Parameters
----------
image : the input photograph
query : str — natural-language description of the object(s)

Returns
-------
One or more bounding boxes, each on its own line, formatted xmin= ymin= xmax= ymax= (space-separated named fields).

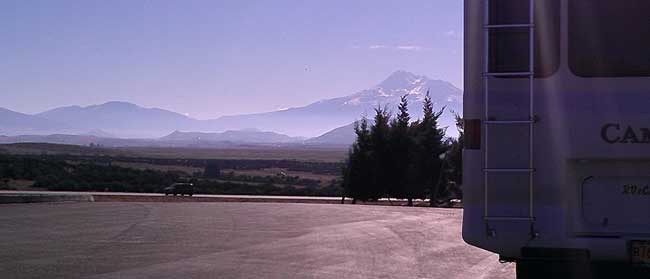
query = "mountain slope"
xmin=0 ymin=107 xmax=69 ymax=135
xmin=36 ymin=101 xmax=199 ymax=138
xmin=208 ymin=70 xmax=462 ymax=137
xmin=80 ymin=129 xmax=116 ymax=138
xmin=306 ymin=123 xmax=357 ymax=145
xmin=0 ymin=129 xmax=303 ymax=148
xmin=10 ymin=70 xmax=461 ymax=139
xmin=160 ymin=129 xmax=302 ymax=144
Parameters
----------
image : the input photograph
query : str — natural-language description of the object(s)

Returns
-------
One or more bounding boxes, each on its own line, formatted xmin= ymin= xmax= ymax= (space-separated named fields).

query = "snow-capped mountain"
xmin=1 ymin=71 xmax=462 ymax=140
xmin=210 ymin=70 xmax=462 ymax=137
xmin=341 ymin=70 xmax=461 ymax=109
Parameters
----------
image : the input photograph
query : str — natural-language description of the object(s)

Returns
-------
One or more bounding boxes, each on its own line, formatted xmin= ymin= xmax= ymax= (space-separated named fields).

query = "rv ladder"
xmin=482 ymin=0 xmax=537 ymax=235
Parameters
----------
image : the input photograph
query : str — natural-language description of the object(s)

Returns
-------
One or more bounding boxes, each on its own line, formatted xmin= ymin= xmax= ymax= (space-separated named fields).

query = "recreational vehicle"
xmin=463 ymin=0 xmax=650 ymax=277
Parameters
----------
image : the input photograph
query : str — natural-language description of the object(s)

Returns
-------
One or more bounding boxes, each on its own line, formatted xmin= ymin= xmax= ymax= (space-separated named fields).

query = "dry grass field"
xmin=0 ymin=143 xmax=345 ymax=194
xmin=111 ymin=161 xmax=204 ymax=174
xmin=222 ymin=168 xmax=339 ymax=186
xmin=119 ymin=147 xmax=347 ymax=162
xmin=0 ymin=179 xmax=39 ymax=191
xmin=0 ymin=143 xmax=347 ymax=162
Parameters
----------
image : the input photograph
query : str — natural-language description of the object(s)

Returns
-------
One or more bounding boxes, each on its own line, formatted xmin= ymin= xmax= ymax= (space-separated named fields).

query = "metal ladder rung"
xmin=484 ymin=168 xmax=535 ymax=173
xmin=483 ymin=0 xmax=536 ymax=229
xmin=484 ymin=216 xmax=535 ymax=221
xmin=484 ymin=120 xmax=534 ymax=125
xmin=484 ymin=23 xmax=534 ymax=29
xmin=484 ymin=72 xmax=533 ymax=77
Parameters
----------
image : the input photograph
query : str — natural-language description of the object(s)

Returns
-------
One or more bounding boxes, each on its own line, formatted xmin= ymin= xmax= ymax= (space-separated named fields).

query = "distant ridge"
xmin=307 ymin=123 xmax=356 ymax=145
xmin=0 ymin=107 xmax=70 ymax=135
xmin=35 ymin=101 xmax=198 ymax=138
xmin=0 ymin=71 xmax=462 ymax=139
xmin=160 ymin=130 xmax=303 ymax=144
xmin=0 ymin=129 xmax=303 ymax=148
xmin=81 ymin=129 xmax=116 ymax=138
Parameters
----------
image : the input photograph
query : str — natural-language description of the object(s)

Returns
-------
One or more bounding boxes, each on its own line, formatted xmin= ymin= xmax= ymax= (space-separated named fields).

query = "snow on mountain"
xmin=4 ymin=70 xmax=462 ymax=140
xmin=210 ymin=70 xmax=462 ymax=138
xmin=337 ymin=70 xmax=461 ymax=112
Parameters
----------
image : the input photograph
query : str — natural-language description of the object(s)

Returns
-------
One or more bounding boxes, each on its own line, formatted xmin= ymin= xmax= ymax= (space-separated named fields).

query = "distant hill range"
xmin=0 ymin=108 xmax=70 ymax=135
xmin=160 ymin=129 xmax=304 ymax=144
xmin=0 ymin=71 xmax=462 ymax=146
xmin=34 ymin=101 xmax=201 ymax=138
xmin=0 ymin=130 xmax=305 ymax=149
xmin=305 ymin=121 xmax=377 ymax=146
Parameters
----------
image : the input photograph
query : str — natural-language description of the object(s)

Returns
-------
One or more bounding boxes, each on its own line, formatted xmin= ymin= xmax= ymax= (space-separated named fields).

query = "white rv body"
xmin=463 ymin=0 xmax=650 ymax=268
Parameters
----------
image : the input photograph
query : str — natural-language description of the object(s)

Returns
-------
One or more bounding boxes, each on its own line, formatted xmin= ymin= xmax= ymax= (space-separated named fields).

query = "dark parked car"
xmin=164 ymin=183 xmax=194 ymax=196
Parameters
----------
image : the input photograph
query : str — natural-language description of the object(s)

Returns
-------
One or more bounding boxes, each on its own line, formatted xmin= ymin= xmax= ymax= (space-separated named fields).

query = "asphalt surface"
xmin=0 ymin=190 xmax=437 ymax=205
xmin=0 ymin=202 xmax=515 ymax=279
xmin=0 ymin=190 xmax=343 ymax=200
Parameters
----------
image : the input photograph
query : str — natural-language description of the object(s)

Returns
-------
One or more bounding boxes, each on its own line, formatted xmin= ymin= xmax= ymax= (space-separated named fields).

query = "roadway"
xmin=0 ymin=202 xmax=515 ymax=279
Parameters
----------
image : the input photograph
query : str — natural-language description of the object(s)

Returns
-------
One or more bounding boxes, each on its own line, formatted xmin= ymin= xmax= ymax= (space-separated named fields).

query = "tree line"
xmin=342 ymin=92 xmax=463 ymax=206
xmin=0 ymin=155 xmax=342 ymax=196
xmin=16 ymin=154 xmax=343 ymax=176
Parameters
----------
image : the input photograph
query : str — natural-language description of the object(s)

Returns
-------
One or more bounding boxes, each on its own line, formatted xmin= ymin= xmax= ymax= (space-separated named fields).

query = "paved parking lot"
xmin=0 ymin=202 xmax=514 ymax=279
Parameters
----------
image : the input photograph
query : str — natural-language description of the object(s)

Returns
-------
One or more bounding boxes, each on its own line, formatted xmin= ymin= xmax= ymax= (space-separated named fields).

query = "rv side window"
xmin=488 ymin=0 xmax=560 ymax=77
xmin=570 ymin=1 xmax=650 ymax=77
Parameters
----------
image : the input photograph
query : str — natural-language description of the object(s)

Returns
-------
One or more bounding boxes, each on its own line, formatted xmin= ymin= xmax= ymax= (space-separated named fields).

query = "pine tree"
xmin=344 ymin=92 xmax=448 ymax=205
xmin=446 ymin=113 xmax=464 ymax=199
xmin=412 ymin=91 xmax=447 ymax=206
xmin=341 ymin=149 xmax=353 ymax=201
xmin=343 ymin=117 xmax=374 ymax=201
xmin=406 ymin=119 xmax=421 ymax=205
xmin=369 ymin=106 xmax=391 ymax=200
xmin=388 ymin=96 xmax=414 ymax=203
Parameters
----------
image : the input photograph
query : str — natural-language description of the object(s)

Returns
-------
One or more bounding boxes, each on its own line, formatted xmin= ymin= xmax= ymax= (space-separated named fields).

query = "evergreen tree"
xmin=388 ymin=96 xmax=414 ymax=203
xmin=405 ymin=120 xmax=421 ymax=206
xmin=369 ymin=106 xmax=391 ymax=200
xmin=341 ymin=149 xmax=353 ymax=201
xmin=343 ymin=117 xmax=374 ymax=201
xmin=446 ymin=113 xmax=464 ymax=199
xmin=343 ymin=92 xmax=449 ymax=206
xmin=412 ymin=91 xmax=447 ymax=206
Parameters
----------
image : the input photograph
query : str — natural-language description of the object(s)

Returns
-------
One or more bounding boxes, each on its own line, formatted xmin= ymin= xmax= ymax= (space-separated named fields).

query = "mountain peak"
xmin=95 ymin=101 xmax=139 ymax=109
xmin=378 ymin=70 xmax=427 ymax=90
xmin=387 ymin=70 xmax=418 ymax=79
xmin=3 ymin=70 xmax=462 ymax=139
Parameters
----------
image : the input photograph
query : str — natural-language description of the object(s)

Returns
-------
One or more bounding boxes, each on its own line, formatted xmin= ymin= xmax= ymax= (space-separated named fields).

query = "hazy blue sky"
xmin=1 ymin=0 xmax=463 ymax=119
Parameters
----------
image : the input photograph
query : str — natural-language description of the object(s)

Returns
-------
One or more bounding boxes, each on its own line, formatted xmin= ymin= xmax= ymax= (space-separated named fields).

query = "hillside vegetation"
xmin=0 ymin=153 xmax=343 ymax=196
